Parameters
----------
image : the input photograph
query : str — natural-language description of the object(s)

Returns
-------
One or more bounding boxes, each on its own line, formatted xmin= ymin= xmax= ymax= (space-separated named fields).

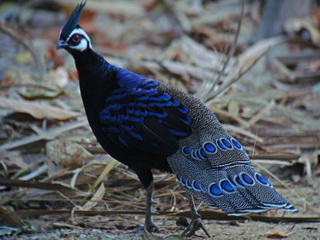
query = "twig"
xmin=222 ymin=124 xmax=264 ymax=143
xmin=201 ymin=0 xmax=245 ymax=103
xmin=243 ymin=100 xmax=275 ymax=129
xmin=0 ymin=117 xmax=88 ymax=151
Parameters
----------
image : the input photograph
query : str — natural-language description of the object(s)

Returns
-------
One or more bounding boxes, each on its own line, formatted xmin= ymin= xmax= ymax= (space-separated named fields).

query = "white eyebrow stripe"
xmin=66 ymin=28 xmax=93 ymax=49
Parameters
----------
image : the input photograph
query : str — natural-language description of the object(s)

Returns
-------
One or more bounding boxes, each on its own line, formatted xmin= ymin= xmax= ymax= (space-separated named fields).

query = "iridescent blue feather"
xmin=99 ymin=66 xmax=192 ymax=155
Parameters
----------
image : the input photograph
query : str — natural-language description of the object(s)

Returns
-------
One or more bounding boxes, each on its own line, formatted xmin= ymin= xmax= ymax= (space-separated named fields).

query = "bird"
xmin=57 ymin=2 xmax=296 ymax=237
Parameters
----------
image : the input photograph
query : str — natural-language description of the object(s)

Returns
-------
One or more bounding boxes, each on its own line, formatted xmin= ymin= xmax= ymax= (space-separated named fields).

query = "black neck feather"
xmin=72 ymin=48 xmax=117 ymax=117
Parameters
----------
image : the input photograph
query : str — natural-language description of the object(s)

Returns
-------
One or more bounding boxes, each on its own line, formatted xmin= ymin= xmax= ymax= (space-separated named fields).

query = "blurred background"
xmin=0 ymin=0 xmax=319 ymax=239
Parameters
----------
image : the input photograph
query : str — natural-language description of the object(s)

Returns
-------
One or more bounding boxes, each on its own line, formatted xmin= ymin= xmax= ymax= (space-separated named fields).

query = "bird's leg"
xmin=144 ymin=183 xmax=161 ymax=233
xmin=181 ymin=192 xmax=210 ymax=237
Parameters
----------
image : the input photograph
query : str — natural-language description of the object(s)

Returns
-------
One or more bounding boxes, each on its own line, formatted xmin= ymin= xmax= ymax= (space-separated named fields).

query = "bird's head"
xmin=56 ymin=2 xmax=92 ymax=53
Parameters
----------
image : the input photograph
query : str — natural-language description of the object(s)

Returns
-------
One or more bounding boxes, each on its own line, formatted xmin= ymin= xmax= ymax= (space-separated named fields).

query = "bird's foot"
xmin=181 ymin=217 xmax=210 ymax=238
xmin=145 ymin=220 xmax=161 ymax=233
xmin=126 ymin=221 xmax=160 ymax=234
xmin=126 ymin=225 xmax=144 ymax=234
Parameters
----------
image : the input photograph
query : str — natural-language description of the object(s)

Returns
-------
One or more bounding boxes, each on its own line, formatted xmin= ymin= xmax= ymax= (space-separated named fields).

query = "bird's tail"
xmin=170 ymin=158 xmax=296 ymax=215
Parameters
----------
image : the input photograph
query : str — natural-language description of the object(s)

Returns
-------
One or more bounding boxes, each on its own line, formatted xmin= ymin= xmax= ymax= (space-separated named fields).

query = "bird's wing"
xmin=99 ymin=73 xmax=192 ymax=156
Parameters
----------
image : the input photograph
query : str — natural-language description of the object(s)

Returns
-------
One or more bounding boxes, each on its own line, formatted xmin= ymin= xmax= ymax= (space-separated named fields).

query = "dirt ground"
xmin=9 ymin=175 xmax=320 ymax=240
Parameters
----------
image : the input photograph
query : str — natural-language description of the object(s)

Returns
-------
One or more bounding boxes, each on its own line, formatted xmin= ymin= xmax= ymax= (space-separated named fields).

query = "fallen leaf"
xmin=19 ymin=87 xmax=63 ymax=100
xmin=0 ymin=207 xmax=26 ymax=228
xmin=0 ymin=151 xmax=29 ymax=169
xmin=0 ymin=97 xmax=80 ymax=120
xmin=82 ymin=183 xmax=106 ymax=210
xmin=265 ymin=226 xmax=295 ymax=238
xmin=46 ymin=140 xmax=92 ymax=169
xmin=53 ymin=222 xmax=83 ymax=230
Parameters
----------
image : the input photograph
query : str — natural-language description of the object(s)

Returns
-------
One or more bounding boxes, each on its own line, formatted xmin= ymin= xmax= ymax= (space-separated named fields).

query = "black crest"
xmin=60 ymin=2 xmax=86 ymax=40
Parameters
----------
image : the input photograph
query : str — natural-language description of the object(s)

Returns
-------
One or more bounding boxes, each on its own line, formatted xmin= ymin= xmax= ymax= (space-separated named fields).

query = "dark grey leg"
xmin=144 ymin=183 xmax=160 ymax=233
xmin=181 ymin=192 xmax=210 ymax=237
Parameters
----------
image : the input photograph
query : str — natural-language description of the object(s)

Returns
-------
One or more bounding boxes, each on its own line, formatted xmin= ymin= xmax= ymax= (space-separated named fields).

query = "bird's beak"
xmin=56 ymin=40 xmax=68 ymax=50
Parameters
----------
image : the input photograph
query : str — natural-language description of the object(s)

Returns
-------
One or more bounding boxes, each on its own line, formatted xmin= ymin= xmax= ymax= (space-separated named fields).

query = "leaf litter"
xmin=0 ymin=0 xmax=320 ymax=239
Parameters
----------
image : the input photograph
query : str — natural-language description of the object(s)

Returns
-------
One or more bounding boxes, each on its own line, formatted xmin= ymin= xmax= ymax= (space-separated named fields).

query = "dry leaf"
xmin=0 ymin=117 xmax=88 ymax=152
xmin=82 ymin=183 xmax=105 ymax=210
xmin=0 ymin=97 xmax=80 ymax=120
xmin=46 ymin=140 xmax=92 ymax=169
xmin=46 ymin=67 xmax=69 ymax=88
xmin=0 ymin=207 xmax=25 ymax=228
xmin=0 ymin=151 xmax=29 ymax=169
xmin=265 ymin=226 xmax=295 ymax=238
xmin=92 ymin=158 xmax=118 ymax=189
xmin=19 ymin=87 xmax=63 ymax=100
xmin=167 ymin=36 xmax=227 ymax=71
xmin=238 ymin=37 xmax=285 ymax=74
xmin=53 ymin=222 xmax=83 ymax=230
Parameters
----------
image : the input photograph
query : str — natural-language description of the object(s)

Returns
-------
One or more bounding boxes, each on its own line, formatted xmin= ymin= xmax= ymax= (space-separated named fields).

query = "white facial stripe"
xmin=66 ymin=28 xmax=93 ymax=51
xmin=72 ymin=39 xmax=89 ymax=52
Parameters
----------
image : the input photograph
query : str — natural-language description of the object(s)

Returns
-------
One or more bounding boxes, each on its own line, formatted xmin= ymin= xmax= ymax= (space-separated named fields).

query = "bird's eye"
xmin=70 ymin=34 xmax=82 ymax=44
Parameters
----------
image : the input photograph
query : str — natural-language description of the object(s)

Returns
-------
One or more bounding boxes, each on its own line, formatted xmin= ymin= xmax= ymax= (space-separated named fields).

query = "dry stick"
xmin=222 ymin=124 xmax=264 ymax=143
xmin=249 ymin=154 xmax=300 ymax=161
xmin=251 ymin=159 xmax=294 ymax=166
xmin=0 ymin=117 xmax=88 ymax=151
xmin=0 ymin=179 xmax=75 ymax=192
xmin=206 ymin=37 xmax=286 ymax=106
xmin=201 ymin=0 xmax=245 ymax=103
xmin=209 ymin=105 xmax=248 ymax=126
xmin=243 ymin=100 xmax=275 ymax=129
xmin=18 ymin=164 xmax=48 ymax=181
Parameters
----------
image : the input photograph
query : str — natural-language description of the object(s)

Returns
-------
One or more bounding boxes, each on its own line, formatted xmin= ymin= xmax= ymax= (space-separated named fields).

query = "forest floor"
xmin=13 ymin=176 xmax=320 ymax=239
xmin=1 ymin=0 xmax=320 ymax=239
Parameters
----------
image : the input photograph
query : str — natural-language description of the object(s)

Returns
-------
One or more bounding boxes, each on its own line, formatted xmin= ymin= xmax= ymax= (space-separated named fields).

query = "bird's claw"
xmin=181 ymin=217 xmax=210 ymax=238
xmin=145 ymin=220 xmax=161 ymax=233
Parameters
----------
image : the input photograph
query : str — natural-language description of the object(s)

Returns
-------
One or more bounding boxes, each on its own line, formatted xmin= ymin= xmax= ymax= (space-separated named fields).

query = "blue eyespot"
xmin=191 ymin=150 xmax=199 ymax=160
xmin=192 ymin=181 xmax=201 ymax=191
xmin=209 ymin=183 xmax=223 ymax=196
xmin=196 ymin=149 xmax=203 ymax=159
xmin=221 ymin=139 xmax=233 ymax=149
xmin=220 ymin=180 xmax=235 ymax=192
xmin=255 ymin=174 xmax=270 ymax=186
xmin=216 ymin=140 xmax=226 ymax=150
xmin=200 ymin=148 xmax=208 ymax=158
xmin=182 ymin=146 xmax=190 ymax=155
xmin=241 ymin=173 xmax=254 ymax=185
xmin=203 ymin=142 xmax=217 ymax=154
xmin=235 ymin=175 xmax=244 ymax=187
xmin=231 ymin=138 xmax=242 ymax=149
